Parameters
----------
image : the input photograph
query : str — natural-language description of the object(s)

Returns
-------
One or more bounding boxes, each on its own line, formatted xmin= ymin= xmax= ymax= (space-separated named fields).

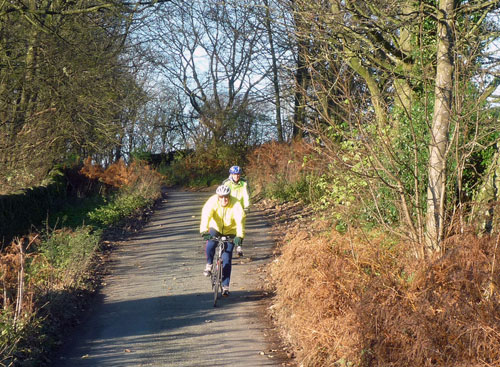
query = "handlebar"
xmin=210 ymin=235 xmax=234 ymax=242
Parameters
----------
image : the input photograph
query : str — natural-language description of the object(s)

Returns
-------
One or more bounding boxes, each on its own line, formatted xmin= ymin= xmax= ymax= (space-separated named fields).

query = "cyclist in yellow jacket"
xmin=223 ymin=166 xmax=249 ymax=258
xmin=200 ymin=185 xmax=245 ymax=296
xmin=223 ymin=165 xmax=250 ymax=211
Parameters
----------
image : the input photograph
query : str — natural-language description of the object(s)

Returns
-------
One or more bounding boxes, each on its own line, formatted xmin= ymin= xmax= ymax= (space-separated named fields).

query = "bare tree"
xmin=0 ymin=0 xmax=163 ymax=191
xmin=425 ymin=0 xmax=455 ymax=251
xmin=288 ymin=0 xmax=500 ymax=254
xmin=145 ymin=0 xmax=274 ymax=154
xmin=126 ymin=85 xmax=190 ymax=156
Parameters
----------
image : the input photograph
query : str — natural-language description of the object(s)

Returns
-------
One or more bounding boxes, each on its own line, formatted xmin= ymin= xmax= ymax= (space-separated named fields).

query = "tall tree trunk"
xmin=263 ymin=0 xmax=284 ymax=142
xmin=293 ymin=43 xmax=307 ymax=139
xmin=471 ymin=143 xmax=500 ymax=233
xmin=393 ymin=2 xmax=415 ymax=116
xmin=425 ymin=0 xmax=455 ymax=253
xmin=292 ymin=0 xmax=306 ymax=139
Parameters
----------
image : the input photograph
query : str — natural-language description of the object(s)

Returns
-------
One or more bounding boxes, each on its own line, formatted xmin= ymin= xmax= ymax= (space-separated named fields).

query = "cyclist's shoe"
xmin=236 ymin=246 xmax=243 ymax=257
xmin=203 ymin=263 xmax=212 ymax=277
xmin=222 ymin=286 xmax=230 ymax=296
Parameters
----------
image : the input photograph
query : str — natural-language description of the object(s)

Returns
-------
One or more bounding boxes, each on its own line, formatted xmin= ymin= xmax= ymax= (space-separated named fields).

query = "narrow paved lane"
xmin=54 ymin=189 xmax=281 ymax=367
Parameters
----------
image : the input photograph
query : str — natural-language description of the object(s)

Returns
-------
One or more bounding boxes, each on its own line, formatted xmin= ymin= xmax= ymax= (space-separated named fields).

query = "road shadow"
xmin=52 ymin=290 xmax=271 ymax=367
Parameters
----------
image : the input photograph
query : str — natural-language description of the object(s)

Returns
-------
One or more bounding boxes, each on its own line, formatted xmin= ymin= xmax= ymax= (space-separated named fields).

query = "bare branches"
xmin=0 ymin=0 xmax=173 ymax=17
xmin=0 ymin=0 xmax=156 ymax=189
xmin=145 ymin=0 xmax=274 ymax=147
xmin=287 ymin=0 xmax=500 ymax=251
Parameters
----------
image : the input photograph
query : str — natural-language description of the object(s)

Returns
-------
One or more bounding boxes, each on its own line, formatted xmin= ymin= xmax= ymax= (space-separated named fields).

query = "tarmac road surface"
xmin=53 ymin=189 xmax=283 ymax=367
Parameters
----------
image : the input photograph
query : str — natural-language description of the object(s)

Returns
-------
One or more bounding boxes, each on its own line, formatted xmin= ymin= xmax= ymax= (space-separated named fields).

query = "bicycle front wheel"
xmin=213 ymin=258 xmax=222 ymax=307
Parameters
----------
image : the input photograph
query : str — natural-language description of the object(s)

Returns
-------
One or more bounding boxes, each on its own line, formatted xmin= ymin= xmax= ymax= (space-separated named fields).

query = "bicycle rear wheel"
xmin=212 ymin=258 xmax=222 ymax=307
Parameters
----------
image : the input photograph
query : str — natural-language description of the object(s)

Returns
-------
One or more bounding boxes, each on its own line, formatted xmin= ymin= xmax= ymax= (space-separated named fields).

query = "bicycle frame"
xmin=210 ymin=235 xmax=231 ymax=307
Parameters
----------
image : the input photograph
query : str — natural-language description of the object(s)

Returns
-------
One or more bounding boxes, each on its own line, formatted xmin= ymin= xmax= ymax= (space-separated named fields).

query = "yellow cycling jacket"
xmin=200 ymin=194 xmax=246 ymax=238
xmin=223 ymin=177 xmax=250 ymax=209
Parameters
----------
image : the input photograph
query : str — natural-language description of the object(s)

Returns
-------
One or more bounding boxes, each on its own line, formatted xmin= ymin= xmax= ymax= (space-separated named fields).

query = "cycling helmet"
xmin=229 ymin=165 xmax=241 ymax=174
xmin=216 ymin=185 xmax=231 ymax=196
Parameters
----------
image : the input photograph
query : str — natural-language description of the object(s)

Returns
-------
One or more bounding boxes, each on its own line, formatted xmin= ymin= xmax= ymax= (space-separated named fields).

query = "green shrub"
xmin=87 ymin=193 xmax=151 ymax=227
xmin=38 ymin=227 xmax=100 ymax=271
xmin=129 ymin=147 xmax=153 ymax=162
xmin=46 ymin=195 xmax=106 ymax=229
xmin=265 ymin=175 xmax=311 ymax=203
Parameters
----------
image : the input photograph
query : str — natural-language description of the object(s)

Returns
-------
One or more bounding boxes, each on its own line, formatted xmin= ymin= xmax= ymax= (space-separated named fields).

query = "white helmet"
xmin=216 ymin=185 xmax=231 ymax=196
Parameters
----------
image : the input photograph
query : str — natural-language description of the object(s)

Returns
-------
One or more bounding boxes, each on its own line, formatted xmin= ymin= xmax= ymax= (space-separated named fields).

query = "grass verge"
xmin=0 ymin=163 xmax=164 ymax=366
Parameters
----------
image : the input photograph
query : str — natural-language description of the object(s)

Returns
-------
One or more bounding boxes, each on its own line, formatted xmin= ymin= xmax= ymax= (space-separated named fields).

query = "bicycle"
xmin=209 ymin=235 xmax=232 ymax=307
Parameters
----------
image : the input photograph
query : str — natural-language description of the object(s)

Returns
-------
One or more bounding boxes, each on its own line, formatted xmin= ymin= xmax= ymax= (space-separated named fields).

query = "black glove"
xmin=201 ymin=232 xmax=211 ymax=240
xmin=234 ymin=237 xmax=242 ymax=246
